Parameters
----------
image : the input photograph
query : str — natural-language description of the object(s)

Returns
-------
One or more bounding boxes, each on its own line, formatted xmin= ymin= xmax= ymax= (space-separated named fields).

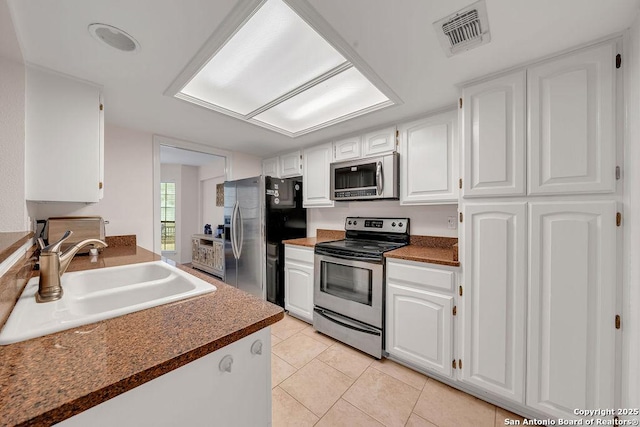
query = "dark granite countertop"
xmin=0 ymin=246 xmax=283 ymax=426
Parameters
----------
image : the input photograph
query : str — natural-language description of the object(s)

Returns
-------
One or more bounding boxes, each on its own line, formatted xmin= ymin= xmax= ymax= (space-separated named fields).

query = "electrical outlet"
xmin=447 ymin=216 xmax=457 ymax=230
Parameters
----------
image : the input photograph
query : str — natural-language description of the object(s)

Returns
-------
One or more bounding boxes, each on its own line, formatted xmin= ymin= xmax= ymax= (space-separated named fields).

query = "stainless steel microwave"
xmin=330 ymin=152 xmax=399 ymax=201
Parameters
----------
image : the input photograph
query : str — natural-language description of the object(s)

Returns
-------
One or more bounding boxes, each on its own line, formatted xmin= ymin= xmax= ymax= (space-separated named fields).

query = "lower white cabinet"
xmin=58 ymin=328 xmax=271 ymax=427
xmin=386 ymin=258 xmax=455 ymax=378
xmin=460 ymin=202 xmax=527 ymax=403
xmin=526 ymin=201 xmax=617 ymax=419
xmin=284 ymin=245 xmax=314 ymax=323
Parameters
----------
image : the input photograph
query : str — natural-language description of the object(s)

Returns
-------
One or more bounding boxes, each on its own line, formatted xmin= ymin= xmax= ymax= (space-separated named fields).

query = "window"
xmin=160 ymin=182 xmax=176 ymax=252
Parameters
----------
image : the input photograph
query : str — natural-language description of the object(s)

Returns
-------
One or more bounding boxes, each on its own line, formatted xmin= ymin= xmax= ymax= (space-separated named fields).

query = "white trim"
xmin=152 ymin=135 xmax=229 ymax=254
xmin=0 ymin=240 xmax=32 ymax=279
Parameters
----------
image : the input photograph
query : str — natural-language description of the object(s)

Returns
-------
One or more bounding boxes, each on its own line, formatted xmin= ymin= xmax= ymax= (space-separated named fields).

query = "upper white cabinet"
xmin=262 ymin=150 xmax=302 ymax=178
xmin=26 ymin=66 xmax=104 ymax=202
xmin=333 ymin=136 xmax=362 ymax=161
xmin=460 ymin=202 xmax=527 ymax=403
xmin=399 ymin=110 xmax=458 ymax=205
xmin=302 ymin=142 xmax=334 ymax=207
xmin=461 ymin=70 xmax=526 ymax=198
xmin=262 ymin=157 xmax=279 ymax=177
xmin=528 ymin=43 xmax=616 ymax=195
xmin=386 ymin=259 xmax=455 ymax=378
xmin=526 ymin=201 xmax=617 ymax=419
xmin=279 ymin=150 xmax=302 ymax=178
xmin=362 ymin=126 xmax=397 ymax=157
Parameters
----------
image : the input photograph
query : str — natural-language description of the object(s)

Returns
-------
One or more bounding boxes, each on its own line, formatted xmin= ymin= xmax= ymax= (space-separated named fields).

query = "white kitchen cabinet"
xmin=302 ymin=142 xmax=334 ymax=207
xmin=362 ymin=126 xmax=397 ymax=157
xmin=262 ymin=157 xmax=279 ymax=177
xmin=284 ymin=245 xmax=314 ymax=323
xmin=26 ymin=66 xmax=104 ymax=202
xmin=279 ymin=150 xmax=302 ymax=177
xmin=58 ymin=328 xmax=271 ymax=427
xmin=399 ymin=110 xmax=458 ymax=205
xmin=461 ymin=70 xmax=526 ymax=198
xmin=527 ymin=201 xmax=617 ymax=419
xmin=333 ymin=136 xmax=362 ymax=161
xmin=460 ymin=203 xmax=527 ymax=403
xmin=528 ymin=43 xmax=616 ymax=195
xmin=386 ymin=258 xmax=455 ymax=377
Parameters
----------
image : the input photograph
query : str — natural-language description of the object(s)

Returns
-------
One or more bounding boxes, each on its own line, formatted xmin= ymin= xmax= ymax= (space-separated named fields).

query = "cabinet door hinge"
xmin=616 ymin=166 xmax=621 ymax=180
xmin=98 ymin=182 xmax=103 ymax=190
xmin=99 ymin=103 xmax=104 ymax=111
xmin=459 ymin=212 xmax=463 ymax=223
xmin=452 ymin=305 xmax=457 ymax=316
xmin=396 ymin=129 xmax=400 ymax=146
xmin=452 ymin=359 xmax=457 ymax=369
xmin=617 ymin=212 xmax=622 ymax=227
xmin=458 ymin=178 xmax=462 ymax=189
xmin=616 ymin=54 xmax=622 ymax=69
xmin=459 ymin=285 xmax=463 ymax=297
xmin=459 ymin=359 xmax=462 ymax=369
xmin=616 ymin=314 xmax=621 ymax=329
xmin=459 ymin=98 xmax=463 ymax=109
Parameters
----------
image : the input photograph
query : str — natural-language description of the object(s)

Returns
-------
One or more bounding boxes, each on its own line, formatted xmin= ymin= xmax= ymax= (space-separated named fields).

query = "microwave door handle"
xmin=376 ymin=161 xmax=383 ymax=195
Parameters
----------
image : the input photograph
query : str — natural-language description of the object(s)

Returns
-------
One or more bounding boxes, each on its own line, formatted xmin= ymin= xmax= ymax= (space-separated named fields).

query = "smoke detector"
xmin=88 ymin=23 xmax=140 ymax=53
xmin=434 ymin=0 xmax=491 ymax=57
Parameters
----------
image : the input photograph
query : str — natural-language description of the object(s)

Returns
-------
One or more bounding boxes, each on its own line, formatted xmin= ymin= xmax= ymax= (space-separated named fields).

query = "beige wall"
xmin=29 ymin=125 xmax=155 ymax=250
xmin=0 ymin=57 xmax=27 ymax=232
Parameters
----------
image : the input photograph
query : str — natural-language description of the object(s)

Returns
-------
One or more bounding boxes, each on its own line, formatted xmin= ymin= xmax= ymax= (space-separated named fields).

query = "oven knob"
xmin=398 ymin=222 xmax=403 ymax=227
xmin=348 ymin=221 xmax=352 ymax=225
xmin=353 ymin=221 xmax=357 ymax=225
xmin=391 ymin=222 xmax=396 ymax=227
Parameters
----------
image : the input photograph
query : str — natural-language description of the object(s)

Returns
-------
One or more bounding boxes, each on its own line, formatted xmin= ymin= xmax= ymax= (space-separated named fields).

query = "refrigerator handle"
xmin=231 ymin=201 xmax=239 ymax=259
xmin=237 ymin=205 xmax=244 ymax=259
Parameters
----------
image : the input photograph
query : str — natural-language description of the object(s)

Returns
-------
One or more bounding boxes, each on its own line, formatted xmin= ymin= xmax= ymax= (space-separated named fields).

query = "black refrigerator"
xmin=224 ymin=175 xmax=306 ymax=307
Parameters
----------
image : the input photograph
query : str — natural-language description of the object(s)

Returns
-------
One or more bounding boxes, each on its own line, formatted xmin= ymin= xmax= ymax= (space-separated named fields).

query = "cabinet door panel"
xmin=461 ymin=203 xmax=526 ymax=403
xmin=362 ymin=126 xmax=396 ymax=157
xmin=262 ymin=157 xmax=279 ymax=177
xmin=399 ymin=111 xmax=458 ymax=204
xmin=333 ymin=136 xmax=361 ymax=161
xmin=285 ymin=261 xmax=313 ymax=323
xmin=462 ymin=71 xmax=526 ymax=197
xmin=279 ymin=151 xmax=302 ymax=178
xmin=527 ymin=201 xmax=616 ymax=418
xmin=302 ymin=143 xmax=334 ymax=207
xmin=528 ymin=43 xmax=615 ymax=195
xmin=386 ymin=283 xmax=453 ymax=377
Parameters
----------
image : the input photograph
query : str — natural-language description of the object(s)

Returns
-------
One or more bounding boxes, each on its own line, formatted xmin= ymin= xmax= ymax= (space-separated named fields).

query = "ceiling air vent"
xmin=434 ymin=0 xmax=490 ymax=57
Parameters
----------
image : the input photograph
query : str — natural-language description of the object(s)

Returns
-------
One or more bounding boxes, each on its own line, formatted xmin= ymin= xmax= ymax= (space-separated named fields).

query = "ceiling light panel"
xmin=252 ymin=67 xmax=390 ymax=134
xmin=180 ymin=0 xmax=347 ymax=116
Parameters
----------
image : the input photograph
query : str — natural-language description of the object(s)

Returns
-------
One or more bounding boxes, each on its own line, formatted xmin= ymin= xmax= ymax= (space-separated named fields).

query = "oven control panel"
xmin=344 ymin=217 xmax=409 ymax=234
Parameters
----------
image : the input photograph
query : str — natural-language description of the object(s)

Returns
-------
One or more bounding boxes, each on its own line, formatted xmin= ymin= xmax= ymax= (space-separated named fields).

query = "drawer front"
xmin=387 ymin=259 xmax=455 ymax=292
xmin=285 ymin=245 xmax=314 ymax=264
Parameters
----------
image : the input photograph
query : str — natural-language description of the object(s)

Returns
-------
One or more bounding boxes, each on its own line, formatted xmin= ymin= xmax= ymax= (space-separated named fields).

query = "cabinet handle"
xmin=251 ymin=340 xmax=263 ymax=355
xmin=219 ymin=355 xmax=234 ymax=373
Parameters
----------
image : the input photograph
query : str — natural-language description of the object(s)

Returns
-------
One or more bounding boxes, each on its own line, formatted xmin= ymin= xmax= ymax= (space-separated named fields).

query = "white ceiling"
xmin=7 ymin=0 xmax=639 ymax=157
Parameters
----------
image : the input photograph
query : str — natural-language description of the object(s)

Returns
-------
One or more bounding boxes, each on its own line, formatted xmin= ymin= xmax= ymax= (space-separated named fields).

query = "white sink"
xmin=0 ymin=261 xmax=216 ymax=345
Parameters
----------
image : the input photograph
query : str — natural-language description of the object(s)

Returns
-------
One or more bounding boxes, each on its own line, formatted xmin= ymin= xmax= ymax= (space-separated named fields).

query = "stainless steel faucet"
xmin=36 ymin=230 xmax=108 ymax=303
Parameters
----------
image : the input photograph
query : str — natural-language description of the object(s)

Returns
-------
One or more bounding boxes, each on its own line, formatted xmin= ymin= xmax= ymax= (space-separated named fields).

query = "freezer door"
xmin=235 ymin=177 xmax=264 ymax=299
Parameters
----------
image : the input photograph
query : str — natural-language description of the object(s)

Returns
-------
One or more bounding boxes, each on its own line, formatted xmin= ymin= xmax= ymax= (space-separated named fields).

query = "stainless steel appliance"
xmin=313 ymin=217 xmax=410 ymax=358
xmin=224 ymin=176 xmax=306 ymax=303
xmin=330 ymin=152 xmax=399 ymax=201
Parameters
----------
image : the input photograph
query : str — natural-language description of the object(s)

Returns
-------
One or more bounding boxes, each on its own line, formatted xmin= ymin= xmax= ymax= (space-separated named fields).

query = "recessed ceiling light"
xmin=167 ymin=0 xmax=399 ymax=137
xmin=88 ymin=23 xmax=140 ymax=53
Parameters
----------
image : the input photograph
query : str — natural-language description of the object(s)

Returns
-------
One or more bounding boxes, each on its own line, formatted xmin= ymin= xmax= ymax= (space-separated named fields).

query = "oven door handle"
xmin=314 ymin=249 xmax=381 ymax=263
xmin=376 ymin=161 xmax=383 ymax=195
xmin=314 ymin=308 xmax=381 ymax=336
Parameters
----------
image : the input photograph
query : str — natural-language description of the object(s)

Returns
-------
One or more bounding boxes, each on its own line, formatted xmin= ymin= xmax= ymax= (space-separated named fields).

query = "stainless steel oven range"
xmin=313 ymin=217 xmax=410 ymax=358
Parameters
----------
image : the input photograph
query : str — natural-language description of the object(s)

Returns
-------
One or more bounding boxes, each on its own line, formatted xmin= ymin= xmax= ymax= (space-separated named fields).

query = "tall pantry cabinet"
xmin=459 ymin=39 xmax=620 ymax=419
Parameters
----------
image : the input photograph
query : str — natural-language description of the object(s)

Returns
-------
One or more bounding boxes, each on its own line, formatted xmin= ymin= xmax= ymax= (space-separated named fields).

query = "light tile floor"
xmin=271 ymin=314 xmax=525 ymax=427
